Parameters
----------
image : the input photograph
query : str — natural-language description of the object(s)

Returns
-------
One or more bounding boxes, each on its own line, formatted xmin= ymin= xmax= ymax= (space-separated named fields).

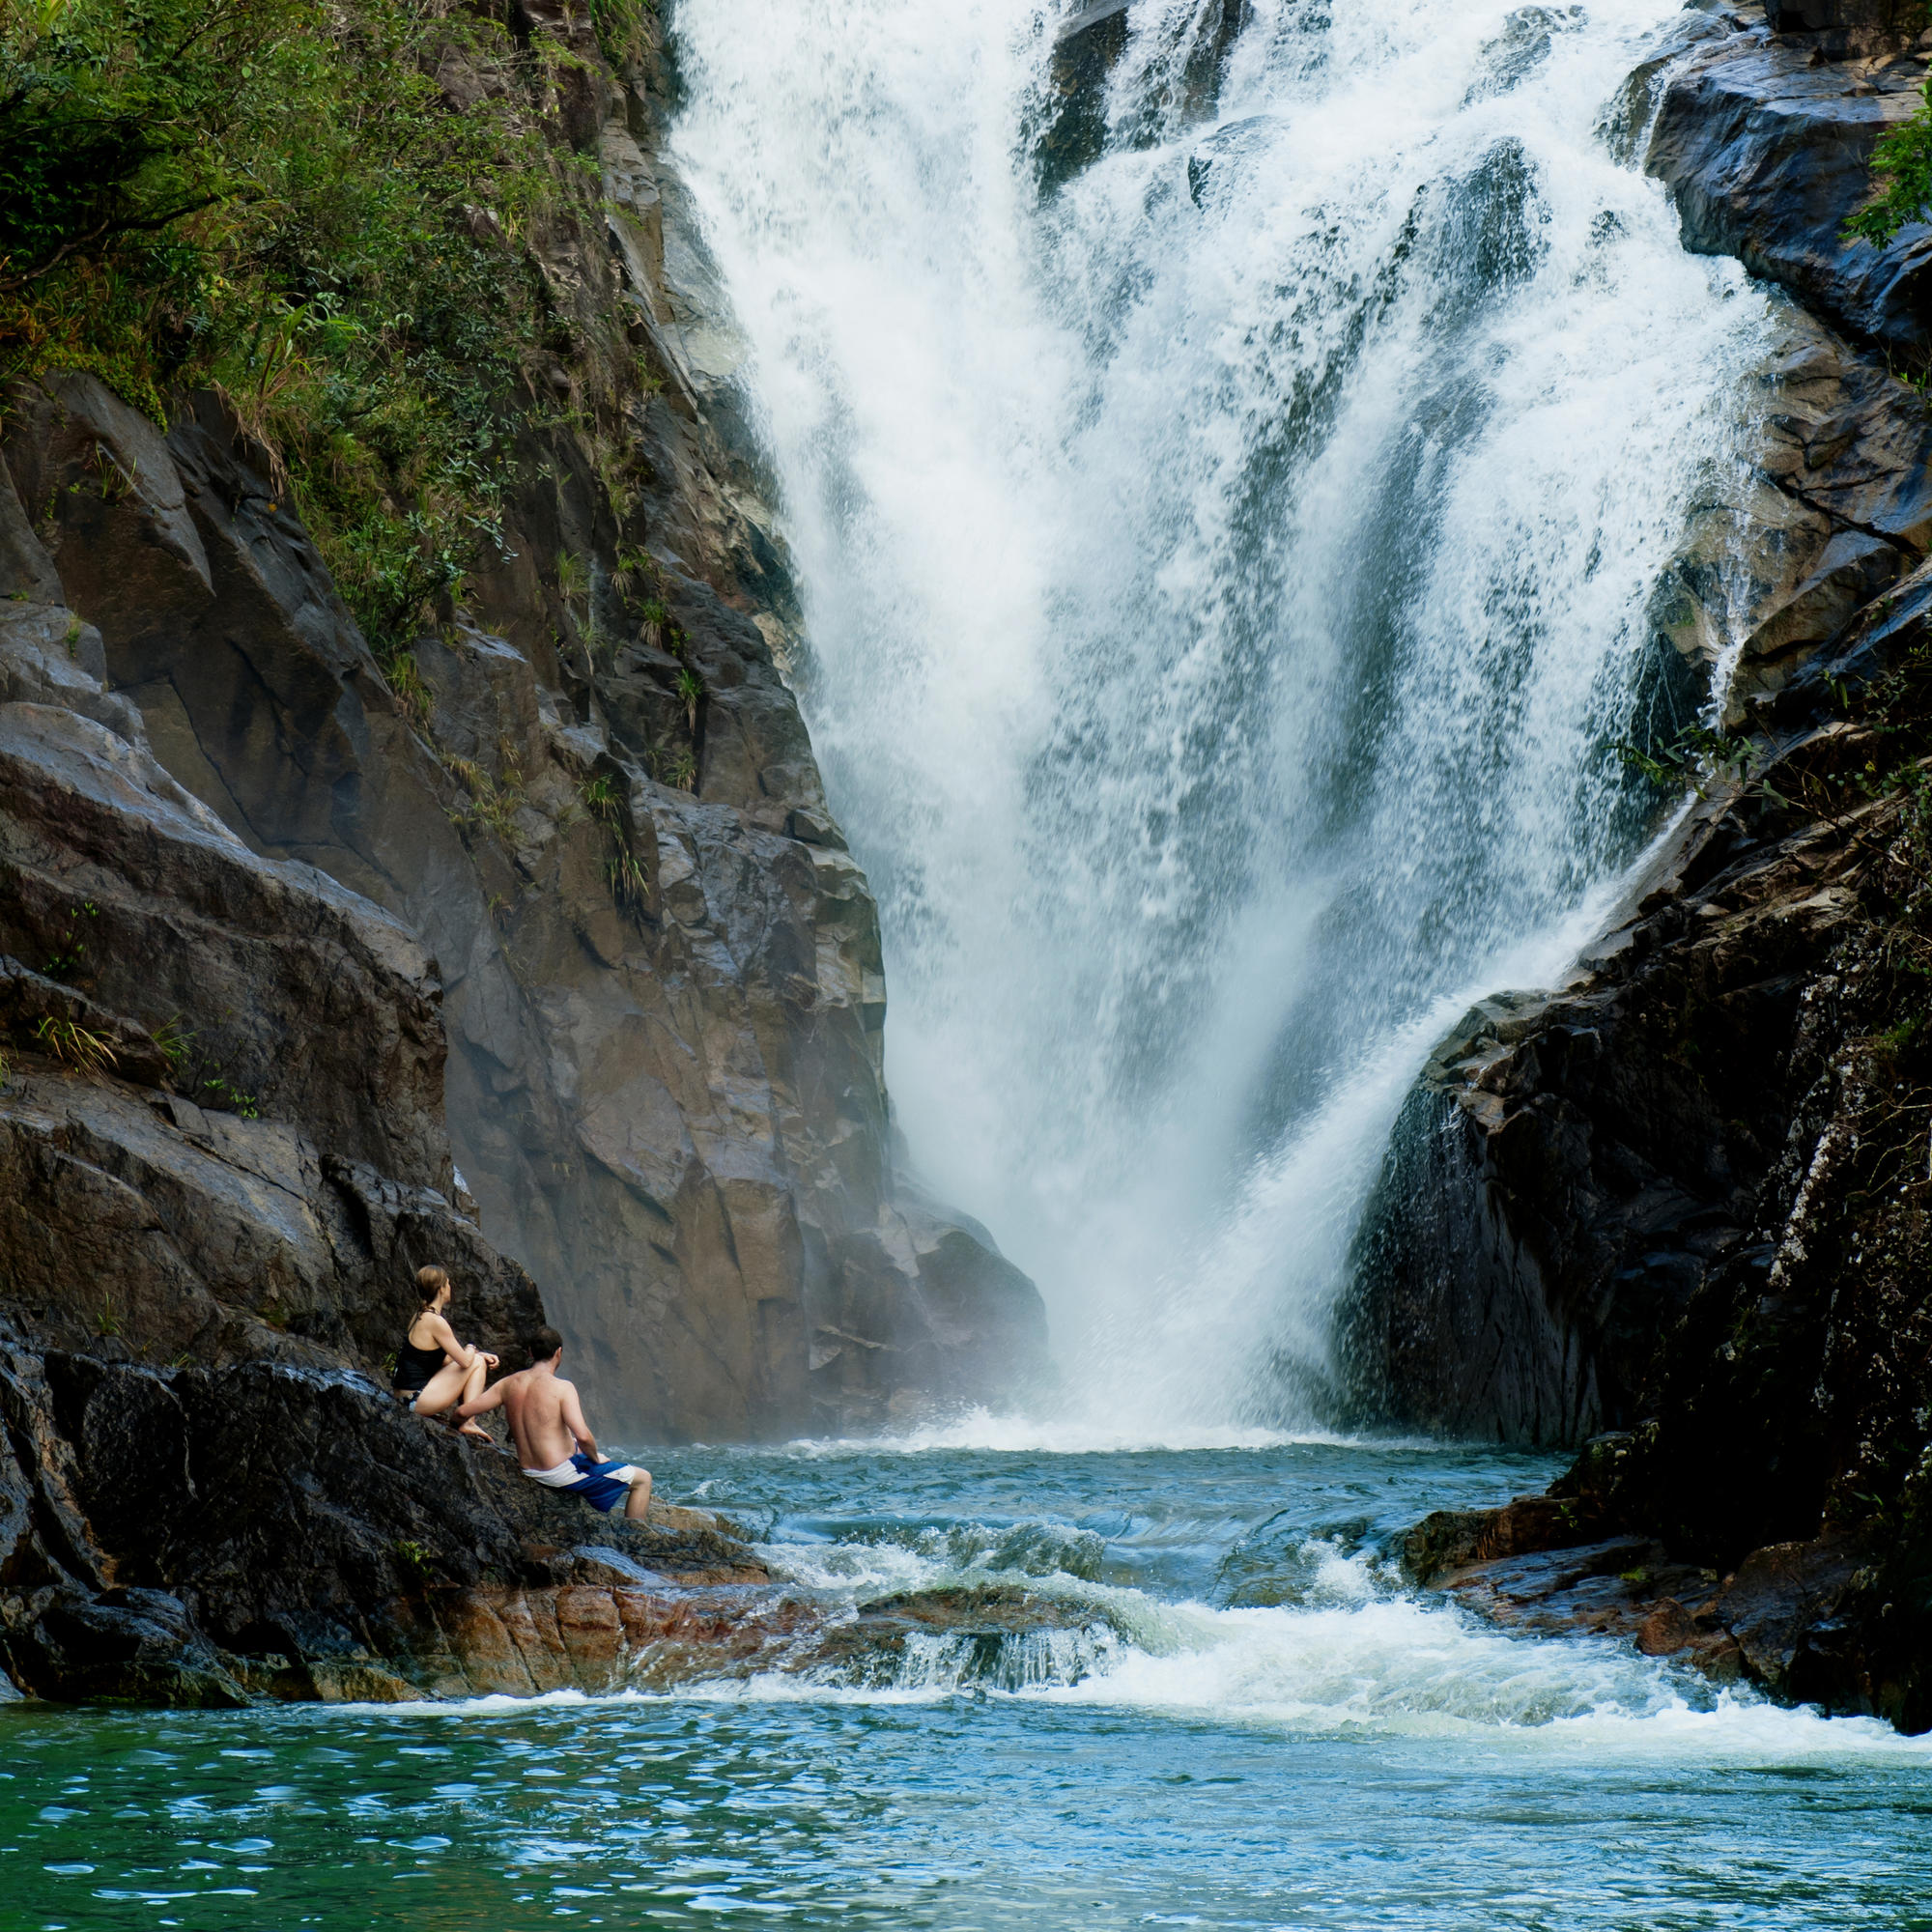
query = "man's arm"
xmin=457 ymin=1378 xmax=507 ymax=1420
xmin=559 ymin=1380 xmax=599 ymax=1462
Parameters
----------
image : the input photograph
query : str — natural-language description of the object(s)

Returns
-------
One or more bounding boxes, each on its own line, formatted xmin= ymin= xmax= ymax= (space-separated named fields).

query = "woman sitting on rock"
xmin=394 ymin=1265 xmax=497 ymax=1439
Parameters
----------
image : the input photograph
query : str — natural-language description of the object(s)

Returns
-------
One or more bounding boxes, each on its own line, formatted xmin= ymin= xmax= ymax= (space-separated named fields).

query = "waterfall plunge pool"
xmin=7 ymin=1435 xmax=1930 ymax=1929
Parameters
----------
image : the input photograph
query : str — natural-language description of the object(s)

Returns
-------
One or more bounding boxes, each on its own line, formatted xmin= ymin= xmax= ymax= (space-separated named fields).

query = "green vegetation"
xmin=581 ymin=770 xmax=623 ymax=823
xmin=32 ymin=1012 xmax=117 ymax=1073
xmin=605 ymin=842 xmax=649 ymax=909
xmin=1847 ymin=49 xmax=1932 ymax=247
xmin=580 ymin=768 xmax=651 ymax=916
xmin=1617 ymin=721 xmax=1788 ymax=807
xmin=445 ymin=750 xmax=526 ymax=843
xmin=392 ymin=1537 xmax=435 ymax=1580
xmin=614 ymin=546 xmax=657 ymax=606
xmin=40 ymin=898 xmax=99 ymax=980
xmin=386 ymin=649 xmax=436 ymax=735
xmin=1 ymin=0 xmax=607 ymax=668
xmin=674 ymin=663 xmax=703 ymax=731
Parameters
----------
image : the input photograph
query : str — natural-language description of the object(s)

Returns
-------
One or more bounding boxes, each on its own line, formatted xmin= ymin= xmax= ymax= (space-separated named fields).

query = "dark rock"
xmin=0 ymin=457 xmax=62 ymax=604
xmin=1033 ymin=0 xmax=1249 ymax=190
xmin=0 ymin=1326 xmax=769 ymax=1705
xmin=1763 ymin=0 xmax=1919 ymax=41
xmin=1717 ymin=1535 xmax=1864 ymax=1681
xmin=1348 ymin=744 xmax=1887 ymax=1447
xmin=10 ymin=1587 xmax=248 ymax=1709
xmin=1397 ymin=1491 xmax=1879 ymax=1697
xmin=1773 ymin=548 xmax=1932 ymax=720
xmin=0 ymin=672 xmax=450 ymax=1193
xmin=1400 ymin=1493 xmax=1607 ymax=1585
xmin=1648 ymin=28 xmax=1932 ymax=355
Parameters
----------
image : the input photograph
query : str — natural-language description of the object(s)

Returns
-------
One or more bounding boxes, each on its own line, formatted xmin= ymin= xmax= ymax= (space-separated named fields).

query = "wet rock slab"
xmin=1648 ymin=15 xmax=1932 ymax=354
xmin=380 ymin=1577 xmax=1117 ymax=1699
xmin=1404 ymin=1494 xmax=1872 ymax=1696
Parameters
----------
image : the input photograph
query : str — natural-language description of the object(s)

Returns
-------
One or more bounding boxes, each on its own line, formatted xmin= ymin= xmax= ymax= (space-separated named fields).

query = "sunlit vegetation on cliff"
xmin=1848 ymin=72 xmax=1932 ymax=247
xmin=0 ymin=0 xmax=637 ymax=657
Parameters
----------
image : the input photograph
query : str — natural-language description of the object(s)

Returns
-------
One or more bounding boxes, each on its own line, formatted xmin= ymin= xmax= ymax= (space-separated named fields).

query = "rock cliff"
xmin=0 ymin=1 xmax=1045 ymax=1705
xmin=1356 ymin=0 xmax=1932 ymax=1728
xmin=0 ymin=9 xmax=1045 ymax=1447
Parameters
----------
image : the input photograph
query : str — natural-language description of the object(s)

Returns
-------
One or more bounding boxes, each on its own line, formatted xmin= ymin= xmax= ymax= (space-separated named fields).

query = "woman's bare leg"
xmin=411 ymin=1358 xmax=468 ymax=1421
xmin=452 ymin=1355 xmax=493 ymax=1438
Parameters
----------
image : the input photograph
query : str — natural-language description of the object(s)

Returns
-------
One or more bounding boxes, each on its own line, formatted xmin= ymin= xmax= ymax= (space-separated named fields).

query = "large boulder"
xmin=0 ymin=1331 xmax=769 ymax=1706
xmin=1648 ymin=24 xmax=1932 ymax=355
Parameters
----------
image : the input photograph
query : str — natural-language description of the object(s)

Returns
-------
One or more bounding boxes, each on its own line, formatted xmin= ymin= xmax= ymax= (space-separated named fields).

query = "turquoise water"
xmin=6 ymin=1434 xmax=1931 ymax=1929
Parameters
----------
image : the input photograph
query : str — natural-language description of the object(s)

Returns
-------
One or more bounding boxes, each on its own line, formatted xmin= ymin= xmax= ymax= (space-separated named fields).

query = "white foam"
xmin=774 ymin=1408 xmax=1381 ymax=1457
xmin=358 ymin=1573 xmax=1932 ymax=1765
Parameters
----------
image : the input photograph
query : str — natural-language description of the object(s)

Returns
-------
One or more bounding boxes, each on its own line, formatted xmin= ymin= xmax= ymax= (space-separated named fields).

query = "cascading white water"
xmin=669 ymin=0 xmax=1771 ymax=1427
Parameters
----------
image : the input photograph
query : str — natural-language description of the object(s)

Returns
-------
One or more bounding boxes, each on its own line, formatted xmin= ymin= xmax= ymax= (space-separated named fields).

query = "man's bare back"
xmin=497 ymin=1363 xmax=595 ymax=1470
xmin=459 ymin=1330 xmax=652 ymax=1520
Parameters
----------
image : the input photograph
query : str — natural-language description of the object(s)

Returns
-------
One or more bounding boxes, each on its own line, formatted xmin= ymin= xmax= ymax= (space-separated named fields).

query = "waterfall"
xmin=668 ymin=0 xmax=1770 ymax=1428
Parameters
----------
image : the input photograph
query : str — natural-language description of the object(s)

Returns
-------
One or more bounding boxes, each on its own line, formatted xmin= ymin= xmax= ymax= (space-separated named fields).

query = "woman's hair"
xmin=415 ymin=1264 xmax=451 ymax=1306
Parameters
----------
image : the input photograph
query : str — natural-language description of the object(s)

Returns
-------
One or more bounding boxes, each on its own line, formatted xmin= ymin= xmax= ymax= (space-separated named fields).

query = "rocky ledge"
xmin=2 ymin=1321 xmax=1103 ymax=1706
xmin=1402 ymin=1445 xmax=1890 ymax=1717
xmin=0 ymin=1326 xmax=769 ymax=1707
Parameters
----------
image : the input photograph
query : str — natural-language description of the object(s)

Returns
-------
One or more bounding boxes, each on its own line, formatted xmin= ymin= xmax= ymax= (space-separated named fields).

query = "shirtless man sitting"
xmin=458 ymin=1326 xmax=653 ymax=1520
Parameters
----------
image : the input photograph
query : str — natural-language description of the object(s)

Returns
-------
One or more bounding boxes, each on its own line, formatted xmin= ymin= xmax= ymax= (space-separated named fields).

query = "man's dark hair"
xmin=528 ymin=1325 xmax=564 ymax=1362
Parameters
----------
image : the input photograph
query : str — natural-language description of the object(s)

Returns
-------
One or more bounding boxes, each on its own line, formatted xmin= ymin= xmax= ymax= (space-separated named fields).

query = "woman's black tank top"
xmin=395 ymin=1328 xmax=447 ymax=1393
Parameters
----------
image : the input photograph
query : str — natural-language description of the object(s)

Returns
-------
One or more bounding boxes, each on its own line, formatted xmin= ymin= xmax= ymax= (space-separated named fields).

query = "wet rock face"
xmin=1648 ymin=23 xmax=1932 ymax=355
xmin=1032 ymin=0 xmax=1248 ymax=190
xmin=1404 ymin=1468 xmax=1914 ymax=1722
xmin=0 ymin=15 xmax=1046 ymax=1441
xmin=1 ymin=564 xmax=533 ymax=1373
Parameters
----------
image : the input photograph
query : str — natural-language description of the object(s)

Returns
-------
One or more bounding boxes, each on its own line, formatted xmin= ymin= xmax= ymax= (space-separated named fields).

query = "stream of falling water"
xmin=668 ymin=0 xmax=1771 ymax=1426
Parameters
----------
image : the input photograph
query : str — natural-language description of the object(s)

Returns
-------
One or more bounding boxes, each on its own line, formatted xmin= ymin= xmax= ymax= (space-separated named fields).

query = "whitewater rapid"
xmin=668 ymin=0 xmax=1772 ymax=1424
xmin=338 ymin=1439 xmax=1931 ymax=1770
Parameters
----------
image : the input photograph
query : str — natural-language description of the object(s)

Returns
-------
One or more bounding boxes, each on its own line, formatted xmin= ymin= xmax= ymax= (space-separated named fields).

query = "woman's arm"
xmin=425 ymin=1311 xmax=498 ymax=1371
xmin=424 ymin=1311 xmax=475 ymax=1367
